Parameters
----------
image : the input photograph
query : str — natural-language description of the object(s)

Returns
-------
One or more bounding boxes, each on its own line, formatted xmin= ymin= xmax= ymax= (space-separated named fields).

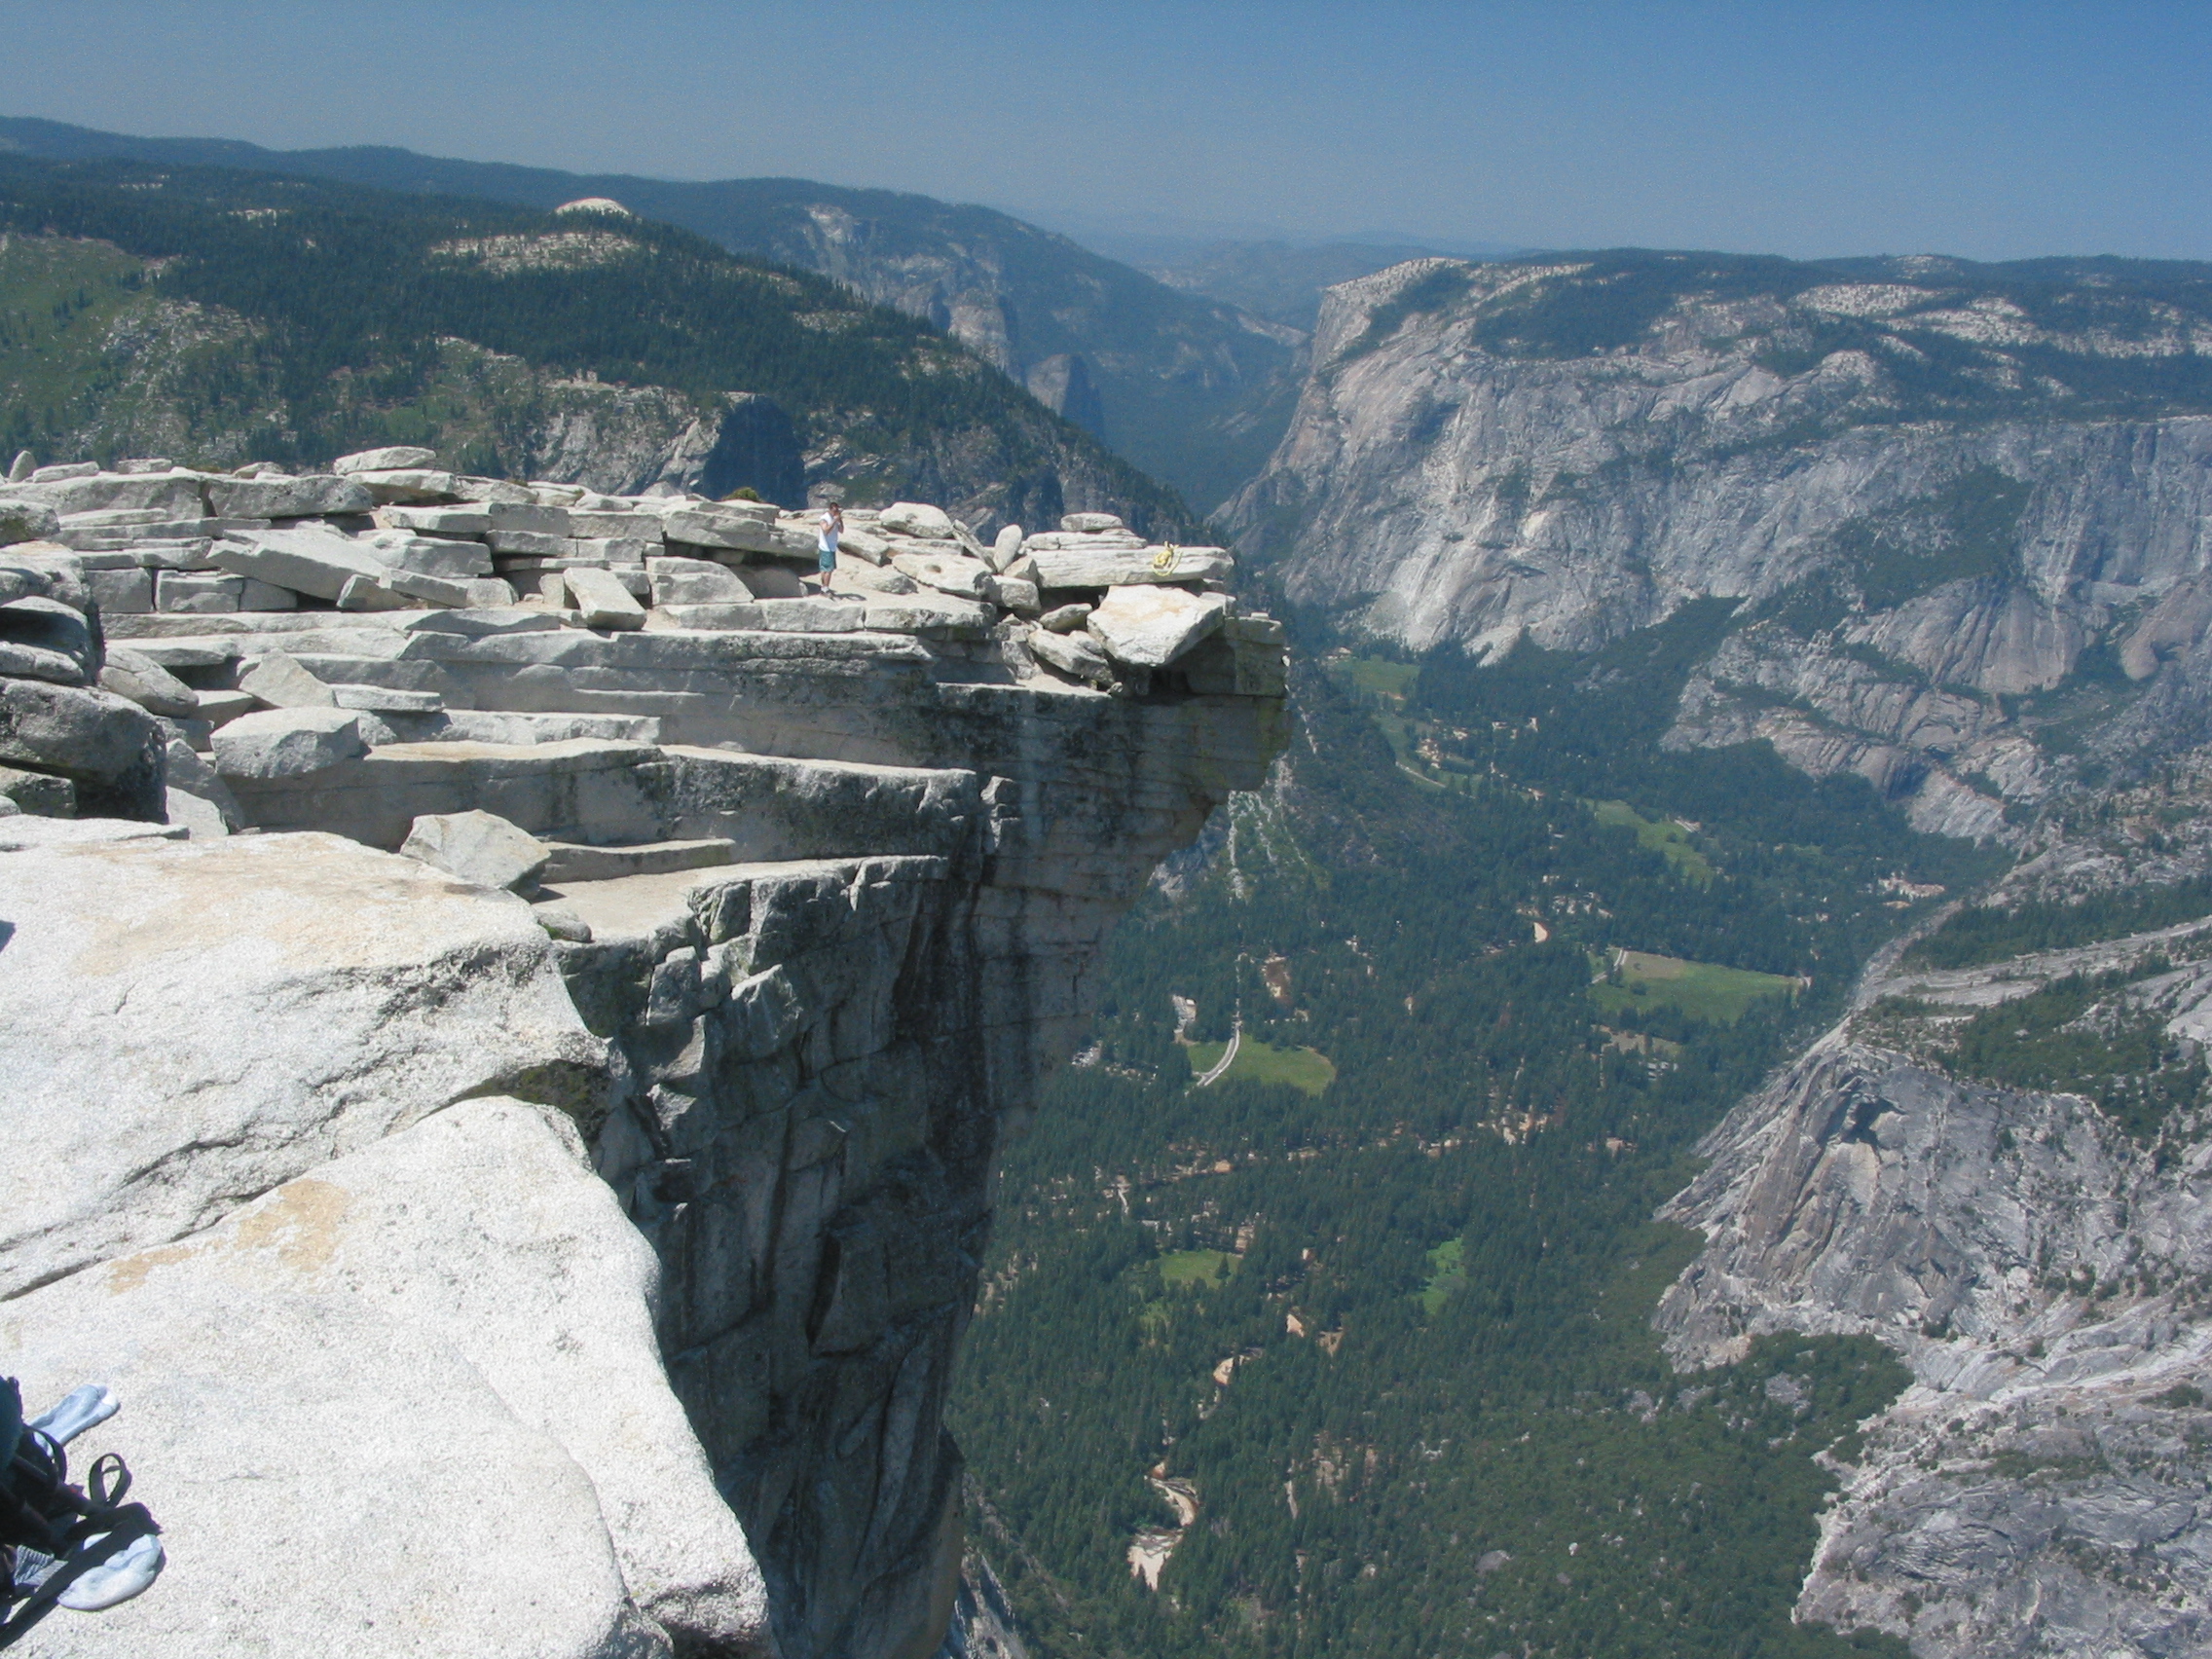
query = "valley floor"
xmin=946 ymin=635 xmax=2000 ymax=1659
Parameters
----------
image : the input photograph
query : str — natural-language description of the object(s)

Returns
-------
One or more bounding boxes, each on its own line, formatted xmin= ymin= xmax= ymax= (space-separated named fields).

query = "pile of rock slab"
xmin=0 ymin=447 xmax=1280 ymax=836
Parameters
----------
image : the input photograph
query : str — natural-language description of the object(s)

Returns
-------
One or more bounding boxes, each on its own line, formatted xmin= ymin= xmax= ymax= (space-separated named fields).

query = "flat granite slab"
xmin=2 ymin=1096 xmax=766 ymax=1659
xmin=0 ymin=830 xmax=600 ymax=1299
xmin=222 ymin=737 xmax=667 ymax=848
xmin=543 ymin=854 xmax=951 ymax=945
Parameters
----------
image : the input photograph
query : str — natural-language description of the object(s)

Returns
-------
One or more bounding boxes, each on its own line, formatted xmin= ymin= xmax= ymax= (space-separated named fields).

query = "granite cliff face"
xmin=1226 ymin=251 xmax=2212 ymax=839
xmin=1656 ymin=910 xmax=2212 ymax=1658
xmin=0 ymin=458 xmax=1285 ymax=1657
xmin=771 ymin=203 xmax=1307 ymax=514
xmin=1211 ymin=249 xmax=2212 ymax=1655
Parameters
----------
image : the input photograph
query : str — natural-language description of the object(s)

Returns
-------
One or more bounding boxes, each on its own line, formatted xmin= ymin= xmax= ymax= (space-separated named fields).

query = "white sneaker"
xmin=56 ymin=1532 xmax=165 ymax=1612
xmin=28 ymin=1386 xmax=116 ymax=1448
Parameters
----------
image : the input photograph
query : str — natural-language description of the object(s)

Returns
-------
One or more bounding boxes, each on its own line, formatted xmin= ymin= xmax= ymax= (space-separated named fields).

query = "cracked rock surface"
xmin=1657 ymin=921 xmax=2212 ymax=1657
xmin=0 ymin=472 xmax=1288 ymax=1658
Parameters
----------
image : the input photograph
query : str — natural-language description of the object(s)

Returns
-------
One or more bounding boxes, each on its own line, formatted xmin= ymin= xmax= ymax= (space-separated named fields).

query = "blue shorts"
xmin=817 ymin=545 xmax=836 ymax=571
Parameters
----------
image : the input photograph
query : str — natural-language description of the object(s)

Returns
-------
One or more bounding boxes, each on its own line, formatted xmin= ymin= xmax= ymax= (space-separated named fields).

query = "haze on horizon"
xmin=1 ymin=0 xmax=2203 ymax=264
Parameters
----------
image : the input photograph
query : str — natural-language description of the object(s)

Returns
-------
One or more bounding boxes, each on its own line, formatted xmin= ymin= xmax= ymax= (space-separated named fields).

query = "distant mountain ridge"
xmin=0 ymin=150 xmax=1186 ymax=534
xmin=1129 ymin=240 xmax=1470 ymax=330
xmin=1004 ymin=212 xmax=1522 ymax=331
xmin=0 ymin=116 xmax=1301 ymax=513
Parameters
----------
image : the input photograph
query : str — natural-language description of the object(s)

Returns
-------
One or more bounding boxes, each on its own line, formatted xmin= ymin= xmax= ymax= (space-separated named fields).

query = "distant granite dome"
xmin=554 ymin=196 xmax=632 ymax=216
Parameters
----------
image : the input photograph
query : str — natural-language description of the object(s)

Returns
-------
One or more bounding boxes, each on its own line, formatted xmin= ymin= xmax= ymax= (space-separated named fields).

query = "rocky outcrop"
xmin=1663 ymin=621 xmax=2023 ymax=840
xmin=1656 ymin=921 xmax=2212 ymax=1656
xmin=0 ymin=460 xmax=1286 ymax=1657
xmin=1223 ymin=253 xmax=2212 ymax=830
xmin=1023 ymin=354 xmax=1105 ymax=437
xmin=937 ymin=1550 xmax=1031 ymax=1659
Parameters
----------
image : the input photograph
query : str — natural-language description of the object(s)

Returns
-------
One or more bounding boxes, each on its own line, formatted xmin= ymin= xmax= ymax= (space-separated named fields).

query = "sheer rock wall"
xmin=1656 ymin=924 xmax=2212 ymax=1658
xmin=562 ymin=687 xmax=1284 ymax=1659
xmin=0 ymin=470 xmax=1286 ymax=1659
xmin=1222 ymin=257 xmax=2212 ymax=836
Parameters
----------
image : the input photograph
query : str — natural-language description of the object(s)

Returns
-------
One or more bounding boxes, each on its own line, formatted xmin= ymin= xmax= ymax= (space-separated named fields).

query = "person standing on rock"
xmin=816 ymin=500 xmax=843 ymax=594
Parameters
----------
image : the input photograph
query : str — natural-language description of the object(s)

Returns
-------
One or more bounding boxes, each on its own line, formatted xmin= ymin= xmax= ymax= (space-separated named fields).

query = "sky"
xmin=1 ymin=0 xmax=2206 ymax=262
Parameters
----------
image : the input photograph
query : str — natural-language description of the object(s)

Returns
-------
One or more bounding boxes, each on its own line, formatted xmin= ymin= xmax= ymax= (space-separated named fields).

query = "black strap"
xmin=0 ymin=1390 xmax=164 ymax=1648
xmin=0 ymin=1382 xmax=20 ymax=1482
xmin=0 ymin=1502 xmax=160 ymax=1651
xmin=0 ymin=1438 xmax=161 ymax=1645
xmin=84 ymin=1455 xmax=129 ymax=1511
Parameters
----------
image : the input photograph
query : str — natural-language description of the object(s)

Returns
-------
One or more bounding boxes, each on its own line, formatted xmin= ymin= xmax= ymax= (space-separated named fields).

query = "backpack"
xmin=0 ymin=1378 xmax=162 ymax=1647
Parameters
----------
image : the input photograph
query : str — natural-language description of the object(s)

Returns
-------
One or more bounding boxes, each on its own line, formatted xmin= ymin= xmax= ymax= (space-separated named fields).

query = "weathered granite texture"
xmin=1222 ymin=256 xmax=2212 ymax=836
xmin=0 ymin=832 xmax=603 ymax=1302
xmin=5 ymin=1093 xmax=766 ymax=1659
xmin=548 ymin=679 xmax=1283 ymax=1659
xmin=1655 ymin=921 xmax=2212 ymax=1657
xmin=0 ymin=474 xmax=1287 ymax=1658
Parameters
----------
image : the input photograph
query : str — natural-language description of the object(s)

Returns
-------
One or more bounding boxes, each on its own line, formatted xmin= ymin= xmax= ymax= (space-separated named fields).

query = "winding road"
xmin=1194 ymin=1016 xmax=1242 ymax=1088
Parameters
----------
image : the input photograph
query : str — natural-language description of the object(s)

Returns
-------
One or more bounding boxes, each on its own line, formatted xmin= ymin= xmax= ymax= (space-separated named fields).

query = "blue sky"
xmin=3 ymin=0 xmax=2205 ymax=260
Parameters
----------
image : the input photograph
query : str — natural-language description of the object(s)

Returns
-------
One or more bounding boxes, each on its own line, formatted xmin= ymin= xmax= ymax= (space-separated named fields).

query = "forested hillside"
xmin=29 ymin=118 xmax=2209 ymax=1658
xmin=0 ymin=151 xmax=1185 ymax=530
xmin=947 ymin=598 xmax=1996 ymax=1659
xmin=0 ymin=117 xmax=1300 ymax=513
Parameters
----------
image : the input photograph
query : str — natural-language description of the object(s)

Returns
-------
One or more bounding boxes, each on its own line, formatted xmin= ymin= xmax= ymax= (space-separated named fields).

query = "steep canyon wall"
xmin=1656 ymin=926 xmax=2212 ymax=1657
xmin=1220 ymin=251 xmax=2212 ymax=1655
xmin=1226 ymin=255 xmax=2212 ymax=838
